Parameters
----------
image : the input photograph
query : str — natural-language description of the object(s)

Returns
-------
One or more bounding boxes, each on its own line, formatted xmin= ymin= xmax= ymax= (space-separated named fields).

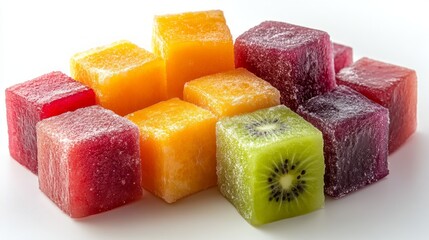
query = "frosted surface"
xmin=6 ymin=71 xmax=91 ymax=107
xmin=126 ymin=98 xmax=216 ymax=139
xmin=238 ymin=21 xmax=327 ymax=50
xmin=37 ymin=105 xmax=137 ymax=143
xmin=184 ymin=68 xmax=280 ymax=117
xmin=297 ymin=86 xmax=386 ymax=125
xmin=72 ymin=40 xmax=157 ymax=75
xmin=154 ymin=10 xmax=232 ymax=43
xmin=337 ymin=57 xmax=414 ymax=90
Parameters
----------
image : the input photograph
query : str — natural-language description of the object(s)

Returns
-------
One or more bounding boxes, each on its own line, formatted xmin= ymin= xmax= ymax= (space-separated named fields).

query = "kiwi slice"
xmin=252 ymin=139 xmax=325 ymax=225
xmin=217 ymin=105 xmax=325 ymax=225
xmin=245 ymin=118 xmax=287 ymax=138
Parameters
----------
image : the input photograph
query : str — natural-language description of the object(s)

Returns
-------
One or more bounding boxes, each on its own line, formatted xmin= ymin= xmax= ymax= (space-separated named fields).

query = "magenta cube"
xmin=297 ymin=86 xmax=389 ymax=198
xmin=5 ymin=71 xmax=96 ymax=174
xmin=37 ymin=106 xmax=142 ymax=218
xmin=336 ymin=57 xmax=417 ymax=153
xmin=235 ymin=21 xmax=336 ymax=110
xmin=333 ymin=42 xmax=353 ymax=73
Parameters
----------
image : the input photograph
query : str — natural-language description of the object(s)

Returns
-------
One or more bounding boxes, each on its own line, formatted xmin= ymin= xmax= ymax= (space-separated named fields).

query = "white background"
xmin=1 ymin=0 xmax=428 ymax=239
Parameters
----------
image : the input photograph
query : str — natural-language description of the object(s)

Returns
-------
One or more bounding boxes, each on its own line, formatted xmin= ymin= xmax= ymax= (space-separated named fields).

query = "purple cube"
xmin=297 ymin=86 xmax=389 ymax=198
xmin=333 ymin=42 xmax=353 ymax=73
xmin=37 ymin=106 xmax=142 ymax=218
xmin=5 ymin=71 xmax=96 ymax=174
xmin=235 ymin=21 xmax=336 ymax=110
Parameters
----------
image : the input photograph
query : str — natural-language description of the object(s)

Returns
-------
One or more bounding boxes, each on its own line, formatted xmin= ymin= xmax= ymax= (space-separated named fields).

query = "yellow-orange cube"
xmin=125 ymin=98 xmax=217 ymax=203
xmin=70 ymin=40 xmax=167 ymax=116
xmin=152 ymin=10 xmax=235 ymax=98
xmin=184 ymin=68 xmax=281 ymax=118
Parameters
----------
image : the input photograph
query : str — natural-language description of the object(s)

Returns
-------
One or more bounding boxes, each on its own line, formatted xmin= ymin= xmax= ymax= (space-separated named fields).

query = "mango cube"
xmin=184 ymin=68 xmax=280 ymax=118
xmin=70 ymin=40 xmax=167 ymax=116
xmin=152 ymin=10 xmax=235 ymax=98
xmin=126 ymin=98 xmax=217 ymax=203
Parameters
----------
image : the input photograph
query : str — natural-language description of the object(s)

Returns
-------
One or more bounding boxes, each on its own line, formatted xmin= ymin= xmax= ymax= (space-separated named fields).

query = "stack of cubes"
xmin=4 ymin=9 xmax=417 ymax=225
xmin=5 ymin=71 xmax=96 ymax=174
xmin=336 ymin=57 xmax=417 ymax=153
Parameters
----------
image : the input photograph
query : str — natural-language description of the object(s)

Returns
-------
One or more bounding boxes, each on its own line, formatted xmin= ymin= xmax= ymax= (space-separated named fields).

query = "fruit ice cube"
xmin=152 ymin=10 xmax=235 ymax=98
xmin=183 ymin=68 xmax=280 ymax=118
xmin=126 ymin=98 xmax=217 ymax=203
xmin=217 ymin=105 xmax=325 ymax=225
xmin=37 ymin=106 xmax=142 ymax=218
xmin=235 ymin=21 xmax=336 ymax=110
xmin=297 ymin=86 xmax=389 ymax=198
xmin=333 ymin=42 xmax=353 ymax=73
xmin=336 ymin=57 xmax=417 ymax=153
xmin=5 ymin=71 xmax=96 ymax=174
xmin=70 ymin=40 xmax=167 ymax=116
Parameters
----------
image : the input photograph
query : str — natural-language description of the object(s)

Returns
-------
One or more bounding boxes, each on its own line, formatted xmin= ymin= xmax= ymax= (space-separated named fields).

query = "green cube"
xmin=216 ymin=105 xmax=325 ymax=225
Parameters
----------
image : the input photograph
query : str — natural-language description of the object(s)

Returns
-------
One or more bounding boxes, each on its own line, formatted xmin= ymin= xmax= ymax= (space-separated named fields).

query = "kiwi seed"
xmin=245 ymin=118 xmax=287 ymax=138
xmin=267 ymin=158 xmax=307 ymax=203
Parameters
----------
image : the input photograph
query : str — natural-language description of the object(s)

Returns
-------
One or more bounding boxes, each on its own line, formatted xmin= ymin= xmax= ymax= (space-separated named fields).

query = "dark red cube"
xmin=5 ymin=71 xmax=96 ymax=173
xmin=297 ymin=86 xmax=389 ymax=198
xmin=336 ymin=57 xmax=417 ymax=153
xmin=235 ymin=21 xmax=336 ymax=110
xmin=333 ymin=42 xmax=353 ymax=73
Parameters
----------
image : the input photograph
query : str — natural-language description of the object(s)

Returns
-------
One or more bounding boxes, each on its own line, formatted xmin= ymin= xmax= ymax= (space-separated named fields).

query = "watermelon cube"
xmin=70 ymin=40 xmax=167 ymax=116
xmin=5 ymin=71 xmax=96 ymax=174
xmin=336 ymin=57 xmax=417 ymax=153
xmin=235 ymin=21 xmax=336 ymax=110
xmin=333 ymin=42 xmax=353 ymax=73
xmin=297 ymin=86 xmax=389 ymax=198
xmin=37 ymin=106 xmax=142 ymax=218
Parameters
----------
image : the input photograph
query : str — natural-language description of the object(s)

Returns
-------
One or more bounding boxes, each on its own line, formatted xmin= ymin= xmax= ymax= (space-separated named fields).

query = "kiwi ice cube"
xmin=216 ymin=105 xmax=325 ymax=226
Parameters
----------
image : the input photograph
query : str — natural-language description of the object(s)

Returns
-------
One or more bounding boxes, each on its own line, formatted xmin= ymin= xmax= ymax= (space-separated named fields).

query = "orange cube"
xmin=70 ymin=40 xmax=167 ymax=116
xmin=184 ymin=68 xmax=281 ymax=118
xmin=125 ymin=98 xmax=217 ymax=203
xmin=152 ymin=10 xmax=235 ymax=98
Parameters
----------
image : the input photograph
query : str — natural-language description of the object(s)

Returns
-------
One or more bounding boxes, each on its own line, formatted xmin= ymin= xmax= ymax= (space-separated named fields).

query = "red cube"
xmin=333 ymin=42 xmax=353 ymax=73
xmin=336 ymin=57 xmax=417 ymax=153
xmin=5 ymin=71 xmax=96 ymax=173
xmin=37 ymin=106 xmax=142 ymax=218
